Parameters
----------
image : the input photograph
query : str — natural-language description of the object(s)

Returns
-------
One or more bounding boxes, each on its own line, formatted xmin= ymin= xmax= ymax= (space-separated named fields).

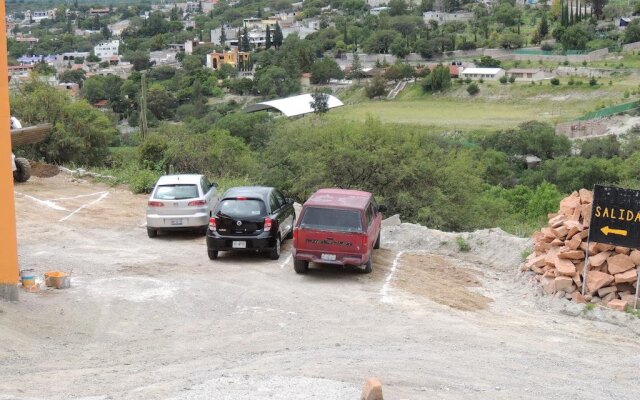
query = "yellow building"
xmin=206 ymin=49 xmax=250 ymax=70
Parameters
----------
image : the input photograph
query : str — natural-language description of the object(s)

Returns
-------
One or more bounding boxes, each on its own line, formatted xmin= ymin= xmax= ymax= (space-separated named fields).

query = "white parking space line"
xmin=49 ymin=191 xmax=110 ymax=201
xmin=279 ymin=253 xmax=292 ymax=269
xmin=380 ymin=250 xmax=405 ymax=304
xmin=59 ymin=191 xmax=110 ymax=222
xmin=15 ymin=192 xmax=68 ymax=211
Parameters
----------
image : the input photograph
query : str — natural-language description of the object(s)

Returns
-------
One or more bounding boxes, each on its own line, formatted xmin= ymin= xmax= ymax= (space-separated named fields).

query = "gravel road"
xmin=1 ymin=174 xmax=640 ymax=400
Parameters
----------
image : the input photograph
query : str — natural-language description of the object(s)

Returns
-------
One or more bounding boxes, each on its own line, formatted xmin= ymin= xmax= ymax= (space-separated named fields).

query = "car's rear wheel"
xmin=362 ymin=259 xmax=372 ymax=274
xmin=269 ymin=236 xmax=281 ymax=260
xmin=374 ymin=232 xmax=381 ymax=249
xmin=208 ymin=249 xmax=218 ymax=260
xmin=147 ymin=227 xmax=157 ymax=238
xmin=294 ymin=259 xmax=309 ymax=274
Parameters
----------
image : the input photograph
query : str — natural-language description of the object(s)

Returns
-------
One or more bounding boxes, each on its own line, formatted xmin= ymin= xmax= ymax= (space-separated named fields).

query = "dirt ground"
xmin=2 ymin=174 xmax=640 ymax=400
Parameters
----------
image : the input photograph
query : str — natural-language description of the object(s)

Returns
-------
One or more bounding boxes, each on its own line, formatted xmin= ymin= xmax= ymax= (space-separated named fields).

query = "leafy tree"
xmin=265 ymin=24 xmax=272 ymax=49
xmin=578 ymin=135 xmax=621 ymax=158
xmin=390 ymin=37 xmax=410 ymax=58
xmin=348 ymin=53 xmax=366 ymax=82
xmin=124 ymin=50 xmax=152 ymax=71
xmin=254 ymin=66 xmax=300 ymax=97
xmin=59 ymin=69 xmax=87 ymax=87
xmin=365 ymin=75 xmax=387 ymax=99
xmin=34 ymin=62 xmax=56 ymax=76
xmin=624 ymin=20 xmax=640 ymax=44
xmin=310 ymin=57 xmax=344 ymax=84
xmin=476 ymin=56 xmax=501 ymax=68
xmin=421 ymin=65 xmax=451 ymax=92
xmin=220 ymin=25 xmax=227 ymax=47
xmin=365 ymin=30 xmax=400 ymax=54
xmin=478 ymin=121 xmax=571 ymax=160
xmin=561 ymin=24 xmax=591 ymax=51
xmin=241 ymin=26 xmax=251 ymax=52
xmin=388 ymin=0 xmax=408 ymax=16
xmin=147 ymin=84 xmax=178 ymax=120
xmin=82 ymin=76 xmax=107 ymax=104
xmin=273 ymin=22 xmax=283 ymax=48
xmin=500 ymin=32 xmax=524 ymax=49
xmin=310 ymin=90 xmax=330 ymax=114
xmin=414 ymin=38 xmax=438 ymax=59
xmin=182 ymin=55 xmax=203 ymax=73
xmin=539 ymin=13 xmax=549 ymax=38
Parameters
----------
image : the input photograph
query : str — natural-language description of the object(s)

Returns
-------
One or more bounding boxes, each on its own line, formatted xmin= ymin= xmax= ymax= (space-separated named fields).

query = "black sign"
xmin=589 ymin=185 xmax=640 ymax=249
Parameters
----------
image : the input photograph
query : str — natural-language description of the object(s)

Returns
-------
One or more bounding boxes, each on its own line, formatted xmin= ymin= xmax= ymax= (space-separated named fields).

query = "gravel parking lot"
xmin=2 ymin=174 xmax=640 ymax=400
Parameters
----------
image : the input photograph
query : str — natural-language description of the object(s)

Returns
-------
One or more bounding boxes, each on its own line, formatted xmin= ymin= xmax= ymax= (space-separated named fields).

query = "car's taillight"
xmin=148 ymin=201 xmax=164 ymax=207
xmin=293 ymin=227 xmax=299 ymax=245
xmin=263 ymin=217 xmax=272 ymax=231
xmin=188 ymin=200 xmax=207 ymax=206
xmin=209 ymin=217 xmax=217 ymax=230
xmin=360 ymin=234 xmax=368 ymax=250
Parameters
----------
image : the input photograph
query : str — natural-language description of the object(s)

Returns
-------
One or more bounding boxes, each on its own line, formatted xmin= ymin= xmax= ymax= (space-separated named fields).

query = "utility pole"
xmin=0 ymin=0 xmax=20 ymax=301
xmin=140 ymin=71 xmax=148 ymax=140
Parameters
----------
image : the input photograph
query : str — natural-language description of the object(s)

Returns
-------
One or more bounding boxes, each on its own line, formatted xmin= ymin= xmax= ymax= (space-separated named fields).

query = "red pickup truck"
xmin=292 ymin=188 xmax=385 ymax=274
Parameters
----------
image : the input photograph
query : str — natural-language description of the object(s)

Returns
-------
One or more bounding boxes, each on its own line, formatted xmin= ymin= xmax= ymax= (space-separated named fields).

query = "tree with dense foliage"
xmin=273 ymin=22 xmax=283 ymax=48
xmin=310 ymin=90 xmax=330 ymax=114
xmin=124 ymin=50 xmax=152 ymax=71
xmin=265 ymin=24 xmax=272 ymax=49
xmin=146 ymin=84 xmax=178 ymax=120
xmin=365 ymin=30 xmax=400 ymax=54
xmin=254 ymin=66 xmax=300 ymax=98
xmin=348 ymin=53 xmax=366 ymax=82
xmin=310 ymin=58 xmax=344 ymax=84
xmin=365 ymin=75 xmax=387 ymax=99
xmin=624 ymin=20 xmax=640 ymax=44
xmin=421 ymin=65 xmax=451 ymax=92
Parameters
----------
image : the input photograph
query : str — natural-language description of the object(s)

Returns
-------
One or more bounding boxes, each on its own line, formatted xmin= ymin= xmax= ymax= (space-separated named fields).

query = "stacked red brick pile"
xmin=522 ymin=189 xmax=639 ymax=311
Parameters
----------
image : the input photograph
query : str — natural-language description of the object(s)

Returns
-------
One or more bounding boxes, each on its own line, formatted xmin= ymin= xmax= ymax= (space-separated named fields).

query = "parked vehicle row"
xmin=146 ymin=176 xmax=385 ymax=274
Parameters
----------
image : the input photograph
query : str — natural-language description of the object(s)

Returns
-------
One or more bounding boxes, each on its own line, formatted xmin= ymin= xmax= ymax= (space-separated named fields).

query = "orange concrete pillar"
xmin=0 ymin=0 xmax=20 ymax=301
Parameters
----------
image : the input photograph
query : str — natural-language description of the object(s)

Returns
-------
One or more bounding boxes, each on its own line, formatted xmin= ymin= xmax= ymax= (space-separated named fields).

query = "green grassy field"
xmin=332 ymin=79 xmax=640 ymax=131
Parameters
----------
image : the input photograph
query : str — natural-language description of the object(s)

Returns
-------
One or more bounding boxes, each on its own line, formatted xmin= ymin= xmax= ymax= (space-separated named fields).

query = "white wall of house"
xmin=94 ymin=40 xmax=120 ymax=61
xmin=460 ymin=68 xmax=505 ymax=80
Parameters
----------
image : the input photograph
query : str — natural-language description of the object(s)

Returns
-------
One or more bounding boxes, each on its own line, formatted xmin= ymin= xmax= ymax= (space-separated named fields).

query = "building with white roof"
xmin=244 ymin=93 xmax=344 ymax=117
xmin=459 ymin=67 xmax=505 ymax=80
xmin=93 ymin=40 xmax=120 ymax=61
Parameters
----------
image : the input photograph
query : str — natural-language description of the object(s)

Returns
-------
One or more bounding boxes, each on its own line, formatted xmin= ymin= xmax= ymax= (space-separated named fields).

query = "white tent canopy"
xmin=244 ymin=93 xmax=344 ymax=117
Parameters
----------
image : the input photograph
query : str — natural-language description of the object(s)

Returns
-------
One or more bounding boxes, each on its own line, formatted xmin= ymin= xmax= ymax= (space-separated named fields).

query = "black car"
xmin=206 ymin=186 xmax=296 ymax=260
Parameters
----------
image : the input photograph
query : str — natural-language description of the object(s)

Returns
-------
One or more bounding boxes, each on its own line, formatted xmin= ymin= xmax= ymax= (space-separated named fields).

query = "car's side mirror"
xmin=378 ymin=205 xmax=387 ymax=213
xmin=286 ymin=198 xmax=294 ymax=205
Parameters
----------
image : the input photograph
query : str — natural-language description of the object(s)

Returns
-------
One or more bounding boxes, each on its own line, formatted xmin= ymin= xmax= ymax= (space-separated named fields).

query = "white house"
xmin=423 ymin=11 xmax=473 ymax=24
xmin=460 ymin=67 xmax=505 ymax=80
xmin=94 ymin=40 xmax=120 ymax=61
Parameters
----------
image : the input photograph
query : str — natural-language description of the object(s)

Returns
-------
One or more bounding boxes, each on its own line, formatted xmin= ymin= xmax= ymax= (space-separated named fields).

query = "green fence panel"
xmin=577 ymin=101 xmax=639 ymax=120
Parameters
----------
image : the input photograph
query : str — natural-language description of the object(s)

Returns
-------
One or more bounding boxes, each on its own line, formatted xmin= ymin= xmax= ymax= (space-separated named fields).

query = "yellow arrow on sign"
xmin=600 ymin=226 xmax=628 ymax=236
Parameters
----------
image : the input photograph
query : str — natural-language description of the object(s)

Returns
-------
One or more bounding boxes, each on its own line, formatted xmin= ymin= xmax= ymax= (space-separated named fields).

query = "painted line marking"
xmin=15 ymin=192 xmax=68 ymax=211
xmin=49 ymin=191 xmax=109 ymax=201
xmin=60 ymin=191 xmax=109 ymax=222
xmin=279 ymin=253 xmax=292 ymax=269
xmin=380 ymin=250 xmax=405 ymax=304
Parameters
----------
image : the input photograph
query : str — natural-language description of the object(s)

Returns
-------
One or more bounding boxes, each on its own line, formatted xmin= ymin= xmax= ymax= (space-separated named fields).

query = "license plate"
xmin=232 ymin=241 xmax=246 ymax=249
xmin=321 ymin=253 xmax=336 ymax=261
xmin=170 ymin=218 xmax=183 ymax=226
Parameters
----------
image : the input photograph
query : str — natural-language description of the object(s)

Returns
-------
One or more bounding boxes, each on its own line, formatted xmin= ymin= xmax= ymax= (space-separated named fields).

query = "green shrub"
xmin=508 ymin=75 xmax=516 ymax=83
xmin=550 ymin=77 xmax=560 ymax=85
xmin=467 ymin=82 xmax=480 ymax=95
xmin=456 ymin=236 xmax=471 ymax=252
xmin=499 ymin=75 xmax=508 ymax=84
xmin=589 ymin=77 xmax=598 ymax=86
xmin=129 ymin=169 xmax=161 ymax=194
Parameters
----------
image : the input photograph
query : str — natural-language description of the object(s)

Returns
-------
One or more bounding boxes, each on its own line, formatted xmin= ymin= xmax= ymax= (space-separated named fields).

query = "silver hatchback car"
xmin=146 ymin=174 xmax=219 ymax=238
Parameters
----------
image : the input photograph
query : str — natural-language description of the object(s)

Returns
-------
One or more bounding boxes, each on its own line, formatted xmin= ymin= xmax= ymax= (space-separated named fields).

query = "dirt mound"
xmin=29 ymin=161 xmax=59 ymax=178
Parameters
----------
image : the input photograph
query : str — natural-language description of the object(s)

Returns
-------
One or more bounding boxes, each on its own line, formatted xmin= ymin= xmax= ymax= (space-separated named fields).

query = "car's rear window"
xmin=300 ymin=207 xmax=363 ymax=232
xmin=217 ymin=199 xmax=266 ymax=218
xmin=154 ymin=184 xmax=199 ymax=200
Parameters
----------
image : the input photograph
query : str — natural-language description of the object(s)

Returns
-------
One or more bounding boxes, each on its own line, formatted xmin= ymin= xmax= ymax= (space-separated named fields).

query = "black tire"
xmin=362 ymin=259 xmax=372 ymax=274
xmin=208 ymin=249 xmax=219 ymax=260
xmin=294 ymin=259 xmax=309 ymax=274
xmin=13 ymin=157 xmax=31 ymax=183
xmin=374 ymin=232 xmax=381 ymax=249
xmin=269 ymin=236 xmax=281 ymax=260
xmin=147 ymin=227 xmax=157 ymax=238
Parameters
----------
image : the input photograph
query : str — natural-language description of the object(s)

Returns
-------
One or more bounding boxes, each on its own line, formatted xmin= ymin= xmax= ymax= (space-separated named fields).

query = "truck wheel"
xmin=374 ymin=232 xmax=381 ymax=249
xmin=208 ymin=249 xmax=218 ymax=260
xmin=294 ymin=259 xmax=309 ymax=274
xmin=362 ymin=259 xmax=372 ymax=274
xmin=13 ymin=158 xmax=31 ymax=183
xmin=147 ymin=228 xmax=157 ymax=238
xmin=269 ymin=237 xmax=281 ymax=260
